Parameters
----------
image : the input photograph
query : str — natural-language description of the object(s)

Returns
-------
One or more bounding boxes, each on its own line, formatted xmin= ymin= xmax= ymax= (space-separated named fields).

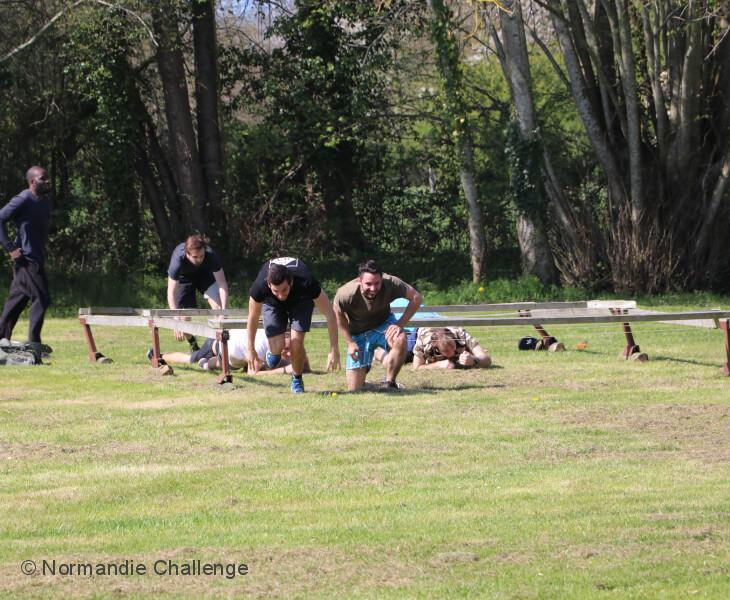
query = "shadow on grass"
xmin=311 ymin=383 xmax=499 ymax=396
xmin=571 ymin=348 xmax=723 ymax=369
xmin=648 ymin=354 xmax=724 ymax=369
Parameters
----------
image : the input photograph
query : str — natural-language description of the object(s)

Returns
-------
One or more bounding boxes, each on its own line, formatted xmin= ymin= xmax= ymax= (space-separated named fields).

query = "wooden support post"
xmin=79 ymin=316 xmax=112 ymax=363
xmin=720 ymin=320 xmax=730 ymax=376
xmin=611 ymin=308 xmax=647 ymax=361
xmin=216 ymin=329 xmax=232 ymax=385
xmin=79 ymin=316 xmax=98 ymax=362
xmin=149 ymin=320 xmax=163 ymax=368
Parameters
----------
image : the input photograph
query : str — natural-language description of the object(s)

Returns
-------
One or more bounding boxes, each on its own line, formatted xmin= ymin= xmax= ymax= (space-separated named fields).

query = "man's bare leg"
xmin=383 ymin=331 xmax=407 ymax=383
xmin=346 ymin=367 xmax=368 ymax=391
xmin=289 ymin=330 xmax=307 ymax=376
xmin=161 ymin=351 xmax=193 ymax=365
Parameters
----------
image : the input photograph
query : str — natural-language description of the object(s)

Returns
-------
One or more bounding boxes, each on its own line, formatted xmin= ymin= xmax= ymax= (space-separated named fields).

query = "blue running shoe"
xmin=266 ymin=351 xmax=282 ymax=368
xmin=291 ymin=375 xmax=305 ymax=394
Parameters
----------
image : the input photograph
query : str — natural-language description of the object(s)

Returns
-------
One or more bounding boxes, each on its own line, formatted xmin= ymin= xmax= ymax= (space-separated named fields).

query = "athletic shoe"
xmin=187 ymin=336 xmax=200 ymax=352
xmin=198 ymin=358 xmax=209 ymax=370
xmin=266 ymin=351 xmax=282 ymax=369
xmin=290 ymin=375 xmax=305 ymax=394
xmin=146 ymin=348 xmax=165 ymax=365
xmin=379 ymin=380 xmax=402 ymax=392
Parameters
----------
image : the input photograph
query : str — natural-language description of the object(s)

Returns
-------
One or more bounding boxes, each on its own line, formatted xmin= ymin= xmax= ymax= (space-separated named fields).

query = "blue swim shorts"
xmin=346 ymin=313 xmax=399 ymax=370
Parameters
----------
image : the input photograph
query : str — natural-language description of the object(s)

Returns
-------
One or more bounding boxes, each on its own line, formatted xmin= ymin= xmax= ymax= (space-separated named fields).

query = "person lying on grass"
xmin=374 ymin=326 xmax=491 ymax=370
xmin=148 ymin=329 xmax=310 ymax=375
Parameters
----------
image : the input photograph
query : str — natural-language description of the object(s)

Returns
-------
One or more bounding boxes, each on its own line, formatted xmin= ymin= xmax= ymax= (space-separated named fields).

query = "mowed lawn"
xmin=2 ymin=314 xmax=730 ymax=599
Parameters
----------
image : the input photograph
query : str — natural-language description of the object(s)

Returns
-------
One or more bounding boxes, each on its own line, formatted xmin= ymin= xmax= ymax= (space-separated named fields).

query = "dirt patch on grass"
xmin=0 ymin=441 xmax=181 ymax=464
xmin=557 ymin=403 xmax=730 ymax=463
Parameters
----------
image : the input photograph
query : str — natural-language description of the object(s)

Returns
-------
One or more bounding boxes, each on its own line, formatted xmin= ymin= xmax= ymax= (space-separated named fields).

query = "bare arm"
xmin=313 ymin=290 xmax=340 ymax=371
xmin=412 ymin=354 xmax=454 ymax=370
xmin=461 ymin=344 xmax=491 ymax=369
xmin=167 ymin=277 xmax=185 ymax=341
xmin=386 ymin=284 xmax=423 ymax=346
xmin=246 ymin=297 xmax=263 ymax=373
xmin=335 ymin=306 xmax=359 ymax=363
xmin=213 ymin=269 xmax=229 ymax=310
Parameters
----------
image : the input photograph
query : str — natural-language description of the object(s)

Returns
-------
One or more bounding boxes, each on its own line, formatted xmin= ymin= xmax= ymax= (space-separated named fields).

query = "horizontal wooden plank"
xmin=142 ymin=308 xmax=249 ymax=317
xmin=78 ymin=307 xmax=142 ymax=316
xmin=208 ymin=310 xmax=730 ymax=330
xmin=81 ymin=315 xmax=150 ymax=327
xmin=150 ymin=318 xmax=219 ymax=338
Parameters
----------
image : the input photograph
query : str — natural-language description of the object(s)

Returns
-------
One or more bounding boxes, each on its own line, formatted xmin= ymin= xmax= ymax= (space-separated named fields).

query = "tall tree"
xmin=192 ymin=0 xmax=224 ymax=226
xmin=152 ymin=0 xmax=208 ymax=234
xmin=428 ymin=0 xmax=487 ymax=282
xmin=490 ymin=0 xmax=558 ymax=284
xmin=541 ymin=0 xmax=730 ymax=290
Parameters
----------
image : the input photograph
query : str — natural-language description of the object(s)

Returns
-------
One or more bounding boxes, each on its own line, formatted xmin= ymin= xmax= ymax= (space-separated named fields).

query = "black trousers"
xmin=0 ymin=259 xmax=51 ymax=343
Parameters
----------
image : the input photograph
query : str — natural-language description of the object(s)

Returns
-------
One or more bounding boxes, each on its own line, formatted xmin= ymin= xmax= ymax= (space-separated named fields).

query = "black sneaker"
xmin=146 ymin=348 xmax=166 ymax=365
xmin=379 ymin=380 xmax=402 ymax=392
xmin=187 ymin=335 xmax=200 ymax=352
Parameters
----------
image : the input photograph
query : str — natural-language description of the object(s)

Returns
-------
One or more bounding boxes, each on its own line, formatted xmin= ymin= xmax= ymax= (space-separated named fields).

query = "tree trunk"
xmin=428 ymin=0 xmax=487 ymax=281
xmin=192 ymin=0 xmax=225 ymax=227
xmin=497 ymin=1 xmax=558 ymax=284
xmin=152 ymin=1 xmax=208 ymax=234
xmin=136 ymin=151 xmax=176 ymax=255
xmin=458 ymin=135 xmax=486 ymax=281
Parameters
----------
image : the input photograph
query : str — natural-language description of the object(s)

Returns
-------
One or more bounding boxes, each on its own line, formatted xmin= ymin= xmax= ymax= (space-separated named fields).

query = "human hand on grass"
xmin=247 ymin=348 xmax=262 ymax=373
xmin=458 ymin=352 xmax=475 ymax=367
xmin=326 ymin=349 xmax=341 ymax=371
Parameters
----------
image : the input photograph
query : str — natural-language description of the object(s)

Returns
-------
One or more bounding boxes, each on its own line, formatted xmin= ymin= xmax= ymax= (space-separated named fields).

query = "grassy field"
xmin=2 ymin=313 xmax=730 ymax=599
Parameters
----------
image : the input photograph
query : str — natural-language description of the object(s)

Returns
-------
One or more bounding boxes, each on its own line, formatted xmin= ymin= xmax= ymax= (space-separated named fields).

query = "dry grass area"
xmin=2 ymin=318 xmax=730 ymax=598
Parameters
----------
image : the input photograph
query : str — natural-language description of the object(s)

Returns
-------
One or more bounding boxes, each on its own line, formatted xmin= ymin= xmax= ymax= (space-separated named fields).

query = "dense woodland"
xmin=1 ymin=0 xmax=728 ymax=293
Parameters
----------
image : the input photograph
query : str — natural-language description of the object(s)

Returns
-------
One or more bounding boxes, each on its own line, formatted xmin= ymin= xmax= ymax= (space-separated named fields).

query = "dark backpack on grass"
xmin=0 ymin=339 xmax=42 ymax=365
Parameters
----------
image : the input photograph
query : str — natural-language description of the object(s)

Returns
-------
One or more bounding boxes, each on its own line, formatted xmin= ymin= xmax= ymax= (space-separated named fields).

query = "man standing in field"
xmin=0 ymin=166 xmax=53 ymax=344
xmin=246 ymin=257 xmax=340 ymax=393
xmin=333 ymin=259 xmax=422 ymax=391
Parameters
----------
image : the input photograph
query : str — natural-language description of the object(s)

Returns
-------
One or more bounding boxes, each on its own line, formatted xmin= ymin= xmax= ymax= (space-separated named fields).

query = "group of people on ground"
xmin=0 ymin=165 xmax=491 ymax=391
xmin=160 ymin=237 xmax=492 ymax=393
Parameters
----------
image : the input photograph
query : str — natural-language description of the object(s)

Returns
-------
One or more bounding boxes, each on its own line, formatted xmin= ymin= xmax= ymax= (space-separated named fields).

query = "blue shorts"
xmin=347 ymin=314 xmax=399 ymax=370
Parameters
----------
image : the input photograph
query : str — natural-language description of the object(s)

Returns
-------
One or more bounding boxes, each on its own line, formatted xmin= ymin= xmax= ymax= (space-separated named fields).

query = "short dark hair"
xmin=358 ymin=259 xmax=383 ymax=277
xmin=267 ymin=263 xmax=293 ymax=285
xmin=185 ymin=234 xmax=209 ymax=252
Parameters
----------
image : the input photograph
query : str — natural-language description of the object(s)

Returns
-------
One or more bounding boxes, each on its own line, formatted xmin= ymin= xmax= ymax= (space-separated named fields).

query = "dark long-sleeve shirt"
xmin=0 ymin=190 xmax=53 ymax=266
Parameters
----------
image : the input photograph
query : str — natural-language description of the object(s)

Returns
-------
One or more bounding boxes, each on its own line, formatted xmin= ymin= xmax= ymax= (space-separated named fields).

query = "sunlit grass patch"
xmin=2 ymin=315 xmax=730 ymax=598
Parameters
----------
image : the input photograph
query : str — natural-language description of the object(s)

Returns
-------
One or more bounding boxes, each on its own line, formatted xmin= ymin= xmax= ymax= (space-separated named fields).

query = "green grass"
xmin=2 ymin=313 xmax=730 ymax=598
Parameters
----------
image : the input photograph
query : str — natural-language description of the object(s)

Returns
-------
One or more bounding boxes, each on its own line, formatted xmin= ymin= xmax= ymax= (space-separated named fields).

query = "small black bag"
xmin=518 ymin=336 xmax=539 ymax=351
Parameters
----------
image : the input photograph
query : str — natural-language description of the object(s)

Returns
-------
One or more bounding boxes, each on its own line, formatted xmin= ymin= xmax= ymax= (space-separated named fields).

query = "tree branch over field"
xmin=0 ymin=0 xmax=156 ymax=65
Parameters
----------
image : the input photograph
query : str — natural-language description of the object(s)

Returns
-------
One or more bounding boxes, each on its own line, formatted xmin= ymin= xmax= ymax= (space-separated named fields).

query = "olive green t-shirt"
xmin=334 ymin=274 xmax=409 ymax=335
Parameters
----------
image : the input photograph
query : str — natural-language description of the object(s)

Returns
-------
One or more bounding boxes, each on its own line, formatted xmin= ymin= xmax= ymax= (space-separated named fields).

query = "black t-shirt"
xmin=249 ymin=257 xmax=322 ymax=307
xmin=167 ymin=242 xmax=222 ymax=283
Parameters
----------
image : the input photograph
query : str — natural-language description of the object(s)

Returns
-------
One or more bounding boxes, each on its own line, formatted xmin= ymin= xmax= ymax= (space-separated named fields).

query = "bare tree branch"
xmin=0 ymin=0 xmax=156 ymax=65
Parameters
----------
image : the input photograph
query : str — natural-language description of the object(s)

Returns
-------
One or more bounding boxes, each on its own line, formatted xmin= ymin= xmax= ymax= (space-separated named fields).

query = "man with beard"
xmin=0 ymin=166 xmax=53 ymax=344
xmin=333 ymin=259 xmax=422 ymax=392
